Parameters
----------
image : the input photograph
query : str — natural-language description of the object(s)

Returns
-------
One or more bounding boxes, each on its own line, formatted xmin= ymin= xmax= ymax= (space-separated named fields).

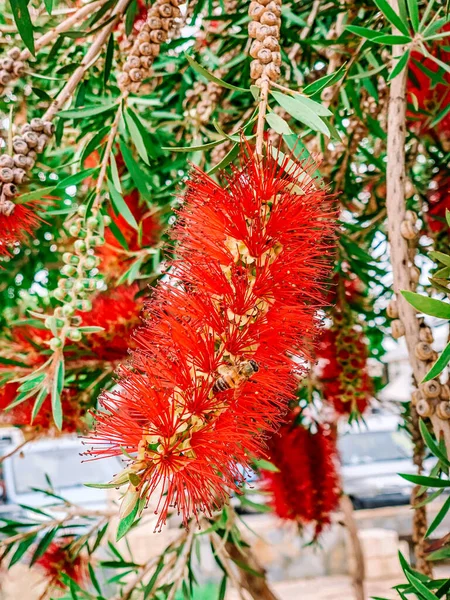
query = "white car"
xmin=338 ymin=413 xmax=430 ymax=509
xmin=0 ymin=433 xmax=123 ymax=519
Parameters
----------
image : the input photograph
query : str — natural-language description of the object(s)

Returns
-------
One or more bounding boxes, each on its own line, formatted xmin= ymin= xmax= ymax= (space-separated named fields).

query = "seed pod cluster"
xmin=118 ymin=0 xmax=183 ymax=92
xmin=0 ymin=118 xmax=54 ymax=215
xmin=248 ymin=0 xmax=282 ymax=85
xmin=0 ymin=46 xmax=26 ymax=96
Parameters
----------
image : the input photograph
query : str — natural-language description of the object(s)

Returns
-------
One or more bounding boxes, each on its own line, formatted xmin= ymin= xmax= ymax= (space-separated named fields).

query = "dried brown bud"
xmin=149 ymin=29 xmax=167 ymax=43
xmin=420 ymin=379 xmax=441 ymax=399
xmin=264 ymin=62 xmax=280 ymax=80
xmin=400 ymin=219 xmax=417 ymax=240
xmin=436 ymin=401 xmax=450 ymax=420
xmin=250 ymin=40 xmax=263 ymax=59
xmin=415 ymin=342 xmax=434 ymax=362
xmin=129 ymin=68 xmax=144 ymax=82
xmin=7 ymin=47 xmax=21 ymax=60
xmin=12 ymin=138 xmax=28 ymax=155
xmin=30 ymin=118 xmax=44 ymax=132
xmin=250 ymin=60 xmax=263 ymax=80
xmin=419 ymin=326 xmax=433 ymax=344
xmin=14 ymin=153 xmax=29 ymax=168
xmin=23 ymin=131 xmax=39 ymax=148
xmin=43 ymin=121 xmax=55 ymax=136
xmin=0 ymin=70 xmax=11 ymax=85
xmin=148 ymin=16 xmax=163 ymax=29
xmin=271 ymin=51 xmax=282 ymax=66
xmin=13 ymin=61 xmax=25 ymax=76
xmin=249 ymin=2 xmax=265 ymax=18
xmin=12 ymin=168 xmax=26 ymax=184
xmin=118 ymin=72 xmax=131 ymax=87
xmin=0 ymin=155 xmax=14 ymax=169
xmin=158 ymin=3 xmax=173 ymax=17
xmin=248 ymin=21 xmax=260 ymax=38
xmin=0 ymin=167 xmax=14 ymax=183
xmin=266 ymin=1 xmax=281 ymax=15
xmin=260 ymin=11 xmax=279 ymax=26
xmin=257 ymin=48 xmax=273 ymax=64
xmin=0 ymin=58 xmax=14 ymax=71
xmin=262 ymin=35 xmax=280 ymax=51
xmin=139 ymin=42 xmax=154 ymax=56
xmin=137 ymin=30 xmax=151 ymax=42
xmin=2 ymin=182 xmax=17 ymax=197
xmin=160 ymin=18 xmax=174 ymax=31
xmin=391 ymin=319 xmax=405 ymax=339
xmin=386 ymin=299 xmax=399 ymax=319
xmin=416 ymin=398 xmax=434 ymax=417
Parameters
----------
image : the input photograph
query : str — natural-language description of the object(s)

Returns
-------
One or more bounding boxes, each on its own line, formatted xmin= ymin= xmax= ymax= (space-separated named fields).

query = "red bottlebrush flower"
xmin=98 ymin=190 xmax=161 ymax=275
xmin=35 ymin=539 xmax=88 ymax=587
xmin=316 ymin=326 xmax=372 ymax=416
xmin=406 ymin=27 xmax=450 ymax=138
xmin=0 ymin=383 xmax=84 ymax=432
xmin=87 ymin=144 xmax=336 ymax=530
xmin=76 ymin=284 xmax=144 ymax=360
xmin=0 ymin=202 xmax=42 ymax=257
xmin=261 ymin=420 xmax=340 ymax=537
xmin=424 ymin=170 xmax=450 ymax=234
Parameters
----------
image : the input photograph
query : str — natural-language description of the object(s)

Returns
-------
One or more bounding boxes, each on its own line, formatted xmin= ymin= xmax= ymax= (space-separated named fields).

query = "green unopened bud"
xmin=61 ymin=264 xmax=76 ymax=277
xmin=103 ymin=214 xmax=112 ymax=226
xmin=62 ymin=252 xmax=79 ymax=265
xmin=53 ymin=288 xmax=66 ymax=301
xmin=62 ymin=304 xmax=75 ymax=317
xmin=86 ymin=216 xmax=98 ymax=230
xmin=91 ymin=236 xmax=105 ymax=247
xmin=76 ymin=299 xmax=92 ymax=312
xmin=71 ymin=316 xmax=82 ymax=326
xmin=69 ymin=224 xmax=81 ymax=237
xmin=49 ymin=337 xmax=62 ymax=350
xmin=84 ymin=255 xmax=98 ymax=270
xmin=77 ymin=204 xmax=87 ymax=217
xmin=74 ymin=240 xmax=87 ymax=254
xmin=67 ymin=328 xmax=82 ymax=342
xmin=54 ymin=307 xmax=64 ymax=318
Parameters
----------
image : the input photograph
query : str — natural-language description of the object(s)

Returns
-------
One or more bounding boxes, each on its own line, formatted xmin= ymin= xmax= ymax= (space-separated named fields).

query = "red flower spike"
xmin=261 ymin=420 xmax=340 ymax=537
xmin=0 ymin=202 xmax=42 ymax=256
xmin=88 ymin=144 xmax=336 ymax=530
xmin=35 ymin=540 xmax=88 ymax=587
xmin=316 ymin=326 xmax=372 ymax=417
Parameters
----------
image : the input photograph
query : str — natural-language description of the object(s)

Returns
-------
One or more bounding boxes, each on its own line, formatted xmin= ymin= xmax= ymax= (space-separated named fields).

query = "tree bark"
xmin=225 ymin=540 xmax=280 ymax=600
xmin=340 ymin=495 xmax=365 ymax=600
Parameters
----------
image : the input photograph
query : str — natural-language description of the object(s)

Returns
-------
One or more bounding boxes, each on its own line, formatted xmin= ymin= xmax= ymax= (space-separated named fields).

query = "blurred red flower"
xmin=35 ymin=540 xmax=88 ymax=587
xmin=261 ymin=420 xmax=340 ymax=537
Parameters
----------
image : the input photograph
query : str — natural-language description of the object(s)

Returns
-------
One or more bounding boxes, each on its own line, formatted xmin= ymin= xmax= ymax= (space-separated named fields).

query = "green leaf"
xmin=85 ymin=482 xmax=122 ymax=490
xmin=125 ymin=108 xmax=159 ymax=160
xmin=30 ymin=528 xmax=58 ymax=565
xmin=266 ymin=112 xmax=293 ymax=135
xmin=44 ymin=0 xmax=52 ymax=14
xmin=124 ymin=109 xmax=149 ymax=165
xmin=389 ymin=50 xmax=410 ymax=80
xmin=405 ymin=571 xmax=439 ymax=600
xmin=401 ymin=291 xmax=450 ymax=319
xmin=52 ymin=359 xmax=64 ymax=431
xmin=116 ymin=500 xmax=139 ymax=542
xmin=104 ymin=34 xmax=114 ymax=86
xmin=185 ymin=53 xmax=249 ymax=93
xmin=399 ymin=473 xmax=450 ymax=488
xmin=18 ymin=373 xmax=46 ymax=393
xmin=80 ymin=126 xmax=109 ymax=166
xmin=88 ymin=563 xmax=102 ymax=595
xmin=271 ymin=91 xmax=330 ymax=136
xmin=143 ymin=558 xmax=165 ymax=595
xmin=218 ymin=575 xmax=227 ymax=600
xmin=426 ymin=495 xmax=450 ymax=538
xmin=372 ymin=34 xmax=412 ymax=44
xmin=9 ymin=536 xmax=36 ymax=567
xmin=107 ymin=180 xmax=139 ymax=230
xmin=56 ymin=168 xmax=99 ymax=190
xmin=419 ymin=419 xmax=450 ymax=466
xmin=253 ymin=458 xmax=280 ymax=472
xmin=78 ymin=326 xmax=104 ymax=333
xmin=58 ymin=101 xmax=118 ymax=119
xmin=346 ymin=25 xmax=384 ymax=40
xmin=373 ymin=0 xmax=411 ymax=35
xmin=208 ymin=143 xmax=239 ymax=175
xmin=446 ymin=209 xmax=450 ymax=228
xmin=17 ymin=185 xmax=56 ymax=203
xmin=303 ymin=64 xmax=346 ymax=96
xmin=10 ymin=0 xmax=35 ymax=55
xmin=423 ymin=342 xmax=450 ymax=382
xmin=406 ymin=0 xmax=419 ymax=31
xmin=429 ymin=251 xmax=450 ymax=268
xmin=108 ymin=218 xmax=129 ymax=250
xmin=163 ymin=138 xmax=226 ymax=153
xmin=119 ymin=140 xmax=150 ymax=198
